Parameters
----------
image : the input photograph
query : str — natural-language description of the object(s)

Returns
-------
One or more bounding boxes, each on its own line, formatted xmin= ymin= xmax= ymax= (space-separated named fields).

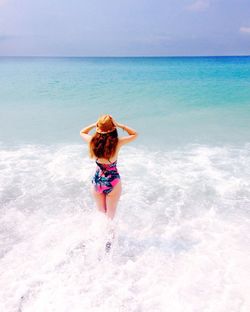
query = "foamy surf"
xmin=0 ymin=143 xmax=249 ymax=312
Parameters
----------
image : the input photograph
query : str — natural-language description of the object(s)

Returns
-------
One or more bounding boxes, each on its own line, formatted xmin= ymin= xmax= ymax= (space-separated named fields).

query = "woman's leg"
xmin=91 ymin=187 xmax=106 ymax=213
xmin=106 ymin=182 xmax=122 ymax=219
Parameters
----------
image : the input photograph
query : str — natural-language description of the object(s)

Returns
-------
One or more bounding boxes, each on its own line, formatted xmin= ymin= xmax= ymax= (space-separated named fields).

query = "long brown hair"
xmin=89 ymin=115 xmax=118 ymax=159
xmin=89 ymin=129 xmax=118 ymax=159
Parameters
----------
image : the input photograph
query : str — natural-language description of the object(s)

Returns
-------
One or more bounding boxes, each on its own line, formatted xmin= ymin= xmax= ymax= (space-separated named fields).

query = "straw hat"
xmin=96 ymin=115 xmax=116 ymax=134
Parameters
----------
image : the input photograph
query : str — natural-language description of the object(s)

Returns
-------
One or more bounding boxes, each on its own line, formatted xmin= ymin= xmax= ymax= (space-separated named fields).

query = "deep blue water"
xmin=0 ymin=56 xmax=250 ymax=147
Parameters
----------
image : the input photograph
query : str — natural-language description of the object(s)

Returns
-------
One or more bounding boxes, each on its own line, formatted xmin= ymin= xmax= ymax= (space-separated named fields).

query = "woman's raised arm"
xmin=116 ymin=122 xmax=138 ymax=145
xmin=80 ymin=123 xmax=96 ymax=143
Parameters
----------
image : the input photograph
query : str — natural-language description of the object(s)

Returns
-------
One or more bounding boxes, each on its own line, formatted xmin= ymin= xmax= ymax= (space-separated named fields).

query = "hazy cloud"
xmin=132 ymin=34 xmax=173 ymax=47
xmin=0 ymin=0 xmax=7 ymax=7
xmin=0 ymin=34 xmax=14 ymax=41
xmin=0 ymin=0 xmax=249 ymax=56
xmin=240 ymin=26 xmax=250 ymax=34
xmin=187 ymin=0 xmax=210 ymax=12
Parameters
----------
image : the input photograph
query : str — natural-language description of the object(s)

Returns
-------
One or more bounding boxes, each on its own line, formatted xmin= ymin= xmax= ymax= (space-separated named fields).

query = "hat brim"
xmin=96 ymin=127 xmax=116 ymax=134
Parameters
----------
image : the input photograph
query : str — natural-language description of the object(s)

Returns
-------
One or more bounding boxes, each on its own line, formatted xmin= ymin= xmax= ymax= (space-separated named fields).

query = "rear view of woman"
xmin=80 ymin=115 xmax=138 ymax=219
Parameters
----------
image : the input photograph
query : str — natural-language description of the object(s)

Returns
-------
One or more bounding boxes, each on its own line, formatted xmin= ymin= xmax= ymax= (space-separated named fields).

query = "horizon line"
xmin=0 ymin=54 xmax=250 ymax=58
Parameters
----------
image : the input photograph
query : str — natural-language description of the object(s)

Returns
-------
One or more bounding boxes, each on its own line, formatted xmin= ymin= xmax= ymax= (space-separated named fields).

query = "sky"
xmin=0 ymin=0 xmax=250 ymax=56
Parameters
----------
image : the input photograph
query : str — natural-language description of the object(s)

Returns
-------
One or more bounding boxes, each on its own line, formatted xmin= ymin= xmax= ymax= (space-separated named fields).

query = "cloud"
xmin=0 ymin=34 xmax=16 ymax=42
xmin=186 ymin=0 xmax=210 ymax=12
xmin=133 ymin=34 xmax=172 ymax=46
xmin=0 ymin=0 xmax=7 ymax=7
xmin=240 ymin=26 xmax=250 ymax=34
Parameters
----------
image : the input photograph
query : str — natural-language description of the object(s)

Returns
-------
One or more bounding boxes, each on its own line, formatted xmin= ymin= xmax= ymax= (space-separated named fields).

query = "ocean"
xmin=0 ymin=56 xmax=250 ymax=311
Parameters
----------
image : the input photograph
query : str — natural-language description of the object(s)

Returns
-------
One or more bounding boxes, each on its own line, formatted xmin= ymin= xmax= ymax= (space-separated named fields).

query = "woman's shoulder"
xmin=118 ymin=134 xmax=138 ymax=146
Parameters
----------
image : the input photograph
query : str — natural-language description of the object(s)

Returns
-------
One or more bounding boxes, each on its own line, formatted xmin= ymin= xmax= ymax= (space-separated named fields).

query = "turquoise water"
xmin=1 ymin=57 xmax=250 ymax=312
xmin=1 ymin=56 xmax=250 ymax=147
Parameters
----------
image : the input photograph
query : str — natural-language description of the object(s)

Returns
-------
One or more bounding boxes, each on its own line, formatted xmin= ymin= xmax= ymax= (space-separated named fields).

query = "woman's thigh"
xmin=106 ymin=182 xmax=122 ymax=219
xmin=91 ymin=187 xmax=106 ymax=213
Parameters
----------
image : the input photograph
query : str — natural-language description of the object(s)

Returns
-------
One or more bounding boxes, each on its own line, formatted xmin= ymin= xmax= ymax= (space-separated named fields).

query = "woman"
xmin=80 ymin=115 xmax=138 ymax=219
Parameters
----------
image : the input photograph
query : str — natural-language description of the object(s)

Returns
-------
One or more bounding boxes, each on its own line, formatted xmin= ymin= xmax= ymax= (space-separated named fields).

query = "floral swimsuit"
xmin=92 ymin=159 xmax=120 ymax=194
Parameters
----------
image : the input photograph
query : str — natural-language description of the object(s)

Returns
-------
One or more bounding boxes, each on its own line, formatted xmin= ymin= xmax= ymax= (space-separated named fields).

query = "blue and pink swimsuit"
xmin=92 ymin=160 xmax=120 ymax=194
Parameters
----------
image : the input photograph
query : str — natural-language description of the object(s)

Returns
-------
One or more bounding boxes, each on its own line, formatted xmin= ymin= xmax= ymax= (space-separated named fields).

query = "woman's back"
xmin=80 ymin=114 xmax=138 ymax=220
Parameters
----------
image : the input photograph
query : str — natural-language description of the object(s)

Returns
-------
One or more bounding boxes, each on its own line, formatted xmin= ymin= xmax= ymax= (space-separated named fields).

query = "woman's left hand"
xmin=109 ymin=115 xmax=118 ymax=127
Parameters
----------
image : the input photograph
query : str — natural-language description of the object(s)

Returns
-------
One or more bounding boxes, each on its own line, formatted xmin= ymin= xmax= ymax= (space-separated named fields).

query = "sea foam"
xmin=0 ymin=143 xmax=249 ymax=312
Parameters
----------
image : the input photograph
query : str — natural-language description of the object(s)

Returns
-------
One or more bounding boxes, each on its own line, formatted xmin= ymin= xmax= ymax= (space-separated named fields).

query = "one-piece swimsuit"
xmin=92 ymin=159 xmax=120 ymax=194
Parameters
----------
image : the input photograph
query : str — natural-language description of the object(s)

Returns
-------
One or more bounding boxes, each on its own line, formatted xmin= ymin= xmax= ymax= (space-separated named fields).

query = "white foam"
xmin=0 ymin=143 xmax=249 ymax=311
